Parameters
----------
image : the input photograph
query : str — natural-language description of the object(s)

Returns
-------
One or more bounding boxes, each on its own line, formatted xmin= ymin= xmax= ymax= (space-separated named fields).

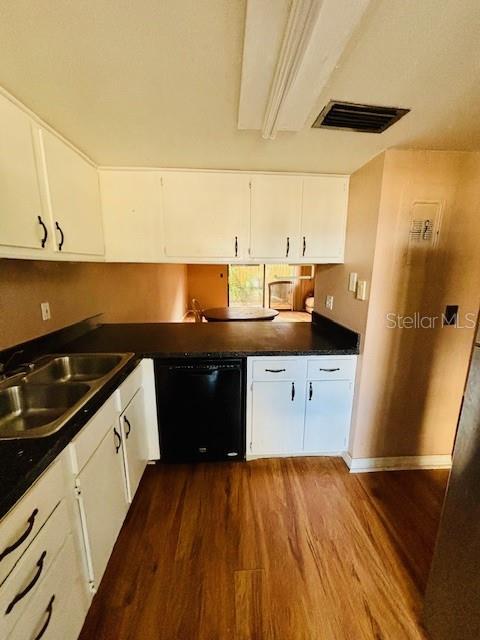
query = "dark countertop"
xmin=0 ymin=313 xmax=358 ymax=520
xmin=0 ymin=357 xmax=140 ymax=520
xmin=64 ymin=316 xmax=359 ymax=358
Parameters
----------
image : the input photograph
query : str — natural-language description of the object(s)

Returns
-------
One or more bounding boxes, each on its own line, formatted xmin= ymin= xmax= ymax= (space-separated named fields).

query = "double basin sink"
xmin=0 ymin=353 xmax=133 ymax=440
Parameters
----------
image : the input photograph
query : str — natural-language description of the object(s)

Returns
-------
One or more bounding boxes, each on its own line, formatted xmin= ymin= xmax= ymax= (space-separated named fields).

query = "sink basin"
xmin=0 ymin=382 xmax=90 ymax=439
xmin=0 ymin=352 xmax=134 ymax=440
xmin=25 ymin=354 xmax=124 ymax=384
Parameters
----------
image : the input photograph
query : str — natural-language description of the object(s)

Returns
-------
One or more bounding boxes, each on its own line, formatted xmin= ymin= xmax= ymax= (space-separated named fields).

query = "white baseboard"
xmin=247 ymin=451 xmax=343 ymax=461
xmin=342 ymin=452 xmax=452 ymax=473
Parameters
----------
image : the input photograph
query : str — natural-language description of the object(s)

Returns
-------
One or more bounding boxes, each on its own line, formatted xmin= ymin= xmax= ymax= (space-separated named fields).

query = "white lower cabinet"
xmin=304 ymin=380 xmax=353 ymax=453
xmin=0 ymin=359 xmax=158 ymax=640
xmin=8 ymin=535 xmax=85 ymax=640
xmin=0 ymin=456 xmax=88 ymax=640
xmin=251 ymin=381 xmax=305 ymax=455
xmin=247 ymin=356 xmax=356 ymax=458
xmin=75 ymin=426 xmax=128 ymax=589
xmin=70 ymin=360 xmax=158 ymax=594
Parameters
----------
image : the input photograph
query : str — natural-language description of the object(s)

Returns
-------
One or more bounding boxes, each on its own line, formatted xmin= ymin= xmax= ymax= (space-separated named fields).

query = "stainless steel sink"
xmin=0 ymin=383 xmax=90 ymax=438
xmin=24 ymin=354 xmax=124 ymax=384
xmin=0 ymin=352 xmax=134 ymax=440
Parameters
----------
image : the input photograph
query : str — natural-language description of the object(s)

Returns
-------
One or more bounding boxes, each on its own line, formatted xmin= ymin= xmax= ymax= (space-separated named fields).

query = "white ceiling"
xmin=0 ymin=0 xmax=479 ymax=174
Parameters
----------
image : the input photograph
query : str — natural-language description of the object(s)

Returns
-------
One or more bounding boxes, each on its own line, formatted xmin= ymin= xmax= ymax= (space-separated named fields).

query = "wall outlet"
xmin=325 ymin=295 xmax=334 ymax=310
xmin=356 ymin=280 xmax=368 ymax=301
xmin=40 ymin=302 xmax=51 ymax=321
xmin=348 ymin=272 xmax=358 ymax=292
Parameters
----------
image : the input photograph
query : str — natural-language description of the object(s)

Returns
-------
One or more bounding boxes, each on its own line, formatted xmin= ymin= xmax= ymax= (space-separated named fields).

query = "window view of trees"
xmin=228 ymin=264 xmax=309 ymax=307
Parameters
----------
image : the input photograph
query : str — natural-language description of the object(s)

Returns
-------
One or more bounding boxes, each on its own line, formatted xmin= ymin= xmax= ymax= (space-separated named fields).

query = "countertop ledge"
xmin=0 ymin=314 xmax=359 ymax=520
xmin=63 ymin=316 xmax=360 ymax=359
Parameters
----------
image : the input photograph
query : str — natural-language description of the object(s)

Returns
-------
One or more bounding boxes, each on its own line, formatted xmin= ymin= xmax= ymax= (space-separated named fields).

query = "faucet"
xmin=0 ymin=350 xmax=35 ymax=381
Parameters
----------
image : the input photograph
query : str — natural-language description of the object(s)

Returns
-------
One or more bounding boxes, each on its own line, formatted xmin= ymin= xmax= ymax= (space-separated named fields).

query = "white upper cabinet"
xmin=39 ymin=128 xmax=104 ymax=256
xmin=301 ymin=176 xmax=348 ymax=261
xmin=0 ymin=95 xmax=49 ymax=253
xmin=250 ymin=175 xmax=302 ymax=260
xmin=100 ymin=170 xmax=162 ymax=262
xmin=161 ymin=171 xmax=250 ymax=259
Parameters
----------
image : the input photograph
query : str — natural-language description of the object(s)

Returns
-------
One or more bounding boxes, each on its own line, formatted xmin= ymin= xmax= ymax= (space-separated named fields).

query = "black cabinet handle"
xmin=37 ymin=216 xmax=48 ymax=248
xmin=302 ymin=236 xmax=306 ymax=257
xmin=234 ymin=236 xmax=238 ymax=257
xmin=55 ymin=221 xmax=64 ymax=251
xmin=308 ymin=381 xmax=313 ymax=401
xmin=124 ymin=416 xmax=132 ymax=439
xmin=291 ymin=382 xmax=295 ymax=401
xmin=0 ymin=508 xmax=38 ymax=562
xmin=319 ymin=368 xmax=340 ymax=372
xmin=6 ymin=550 xmax=47 ymax=615
xmin=286 ymin=236 xmax=290 ymax=258
xmin=265 ymin=368 xmax=286 ymax=373
xmin=114 ymin=427 xmax=122 ymax=453
xmin=34 ymin=595 xmax=55 ymax=640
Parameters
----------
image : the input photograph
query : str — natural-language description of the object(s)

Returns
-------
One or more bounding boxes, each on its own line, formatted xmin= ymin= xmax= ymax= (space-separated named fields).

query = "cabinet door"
xmin=250 ymin=175 xmax=302 ymax=259
xmin=0 ymin=95 xmax=47 ymax=251
xmin=301 ymin=176 xmax=348 ymax=261
xmin=162 ymin=172 xmax=249 ymax=258
xmin=251 ymin=380 xmax=304 ymax=454
xmin=77 ymin=426 xmax=128 ymax=586
xmin=121 ymin=387 xmax=148 ymax=503
xmin=100 ymin=170 xmax=162 ymax=262
xmin=40 ymin=129 xmax=104 ymax=256
xmin=304 ymin=380 xmax=353 ymax=453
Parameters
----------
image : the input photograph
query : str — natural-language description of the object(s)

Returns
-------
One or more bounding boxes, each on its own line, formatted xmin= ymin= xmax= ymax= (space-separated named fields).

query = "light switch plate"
xmin=356 ymin=281 xmax=368 ymax=301
xmin=348 ymin=272 xmax=358 ymax=292
xmin=40 ymin=302 xmax=51 ymax=321
xmin=325 ymin=295 xmax=334 ymax=310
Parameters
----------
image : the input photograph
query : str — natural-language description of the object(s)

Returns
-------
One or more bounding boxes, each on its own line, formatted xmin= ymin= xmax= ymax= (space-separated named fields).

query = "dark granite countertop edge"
xmin=136 ymin=347 xmax=359 ymax=358
xmin=0 ymin=356 xmax=140 ymax=520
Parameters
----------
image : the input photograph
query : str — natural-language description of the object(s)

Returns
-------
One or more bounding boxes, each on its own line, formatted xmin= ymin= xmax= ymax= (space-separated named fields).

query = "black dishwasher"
xmin=154 ymin=359 xmax=245 ymax=462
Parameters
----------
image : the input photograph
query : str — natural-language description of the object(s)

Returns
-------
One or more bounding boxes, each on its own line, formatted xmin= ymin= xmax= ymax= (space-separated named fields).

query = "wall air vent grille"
xmin=312 ymin=101 xmax=410 ymax=133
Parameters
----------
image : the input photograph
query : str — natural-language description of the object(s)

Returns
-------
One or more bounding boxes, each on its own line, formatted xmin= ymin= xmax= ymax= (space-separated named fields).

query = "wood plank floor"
xmin=78 ymin=458 xmax=448 ymax=640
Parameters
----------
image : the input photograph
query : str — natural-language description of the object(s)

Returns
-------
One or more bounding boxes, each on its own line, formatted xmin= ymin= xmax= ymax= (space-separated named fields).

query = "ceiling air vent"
xmin=312 ymin=101 xmax=410 ymax=133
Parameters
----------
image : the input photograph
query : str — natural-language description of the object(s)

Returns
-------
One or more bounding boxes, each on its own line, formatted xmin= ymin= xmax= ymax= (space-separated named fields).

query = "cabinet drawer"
xmin=0 ymin=460 xmax=64 ymax=587
xmin=69 ymin=394 xmax=117 ymax=474
xmin=252 ymin=359 xmax=303 ymax=381
xmin=307 ymin=358 xmax=356 ymax=381
xmin=0 ymin=500 xmax=69 ymax=638
xmin=8 ymin=535 xmax=86 ymax=640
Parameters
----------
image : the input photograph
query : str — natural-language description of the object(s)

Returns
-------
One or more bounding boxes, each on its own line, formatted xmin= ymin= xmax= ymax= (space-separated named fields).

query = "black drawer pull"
xmin=302 ymin=236 xmax=306 ymax=257
xmin=308 ymin=381 xmax=313 ymax=401
xmin=124 ymin=416 xmax=132 ymax=439
xmin=34 ymin=595 xmax=55 ymax=640
xmin=0 ymin=508 xmax=38 ymax=562
xmin=319 ymin=368 xmax=340 ymax=372
xmin=286 ymin=236 xmax=290 ymax=258
xmin=6 ymin=550 xmax=47 ymax=615
xmin=291 ymin=382 xmax=295 ymax=401
xmin=37 ymin=216 xmax=48 ymax=248
xmin=265 ymin=368 xmax=286 ymax=373
xmin=114 ymin=427 xmax=122 ymax=454
xmin=234 ymin=236 xmax=238 ymax=257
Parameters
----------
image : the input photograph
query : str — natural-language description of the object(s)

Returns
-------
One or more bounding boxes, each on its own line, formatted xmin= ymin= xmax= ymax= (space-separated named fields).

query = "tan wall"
xmin=187 ymin=264 xmax=228 ymax=309
xmin=314 ymin=153 xmax=385 ymax=336
xmin=315 ymin=149 xmax=480 ymax=460
xmin=0 ymin=260 xmax=188 ymax=350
